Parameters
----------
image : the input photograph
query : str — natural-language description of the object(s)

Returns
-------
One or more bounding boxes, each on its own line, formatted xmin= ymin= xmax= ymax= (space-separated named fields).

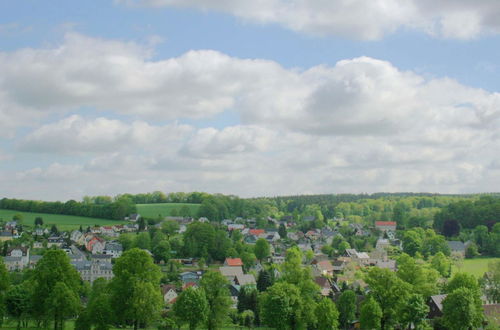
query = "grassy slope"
xmin=452 ymin=257 xmax=500 ymax=278
xmin=136 ymin=203 xmax=200 ymax=218
xmin=0 ymin=209 xmax=127 ymax=231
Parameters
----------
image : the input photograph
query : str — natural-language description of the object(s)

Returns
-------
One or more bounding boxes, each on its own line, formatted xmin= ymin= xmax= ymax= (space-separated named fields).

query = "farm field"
xmin=452 ymin=257 xmax=499 ymax=278
xmin=0 ymin=209 xmax=127 ymax=231
xmin=136 ymin=203 xmax=200 ymax=218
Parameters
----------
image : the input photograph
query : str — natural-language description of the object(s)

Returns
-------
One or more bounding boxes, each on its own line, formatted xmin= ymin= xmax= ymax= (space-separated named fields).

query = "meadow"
xmin=452 ymin=257 xmax=499 ymax=278
xmin=136 ymin=203 xmax=200 ymax=218
xmin=0 ymin=209 xmax=127 ymax=231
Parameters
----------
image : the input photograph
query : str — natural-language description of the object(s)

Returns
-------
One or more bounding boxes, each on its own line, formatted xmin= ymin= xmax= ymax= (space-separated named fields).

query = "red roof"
xmin=249 ymin=229 xmax=265 ymax=236
xmin=182 ymin=282 xmax=197 ymax=290
xmin=375 ymin=221 xmax=397 ymax=226
xmin=225 ymin=258 xmax=243 ymax=267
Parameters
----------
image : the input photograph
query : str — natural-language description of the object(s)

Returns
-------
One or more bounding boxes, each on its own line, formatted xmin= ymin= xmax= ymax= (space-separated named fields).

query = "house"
xmin=86 ymin=237 xmax=105 ymax=254
xmin=219 ymin=266 xmax=244 ymax=284
xmin=374 ymin=259 xmax=397 ymax=271
xmin=71 ymin=260 xmax=114 ymax=283
xmin=33 ymin=227 xmax=45 ymax=237
xmin=104 ymin=241 xmax=123 ymax=258
xmin=314 ymin=260 xmax=334 ymax=276
xmin=227 ymin=224 xmax=245 ymax=231
xmin=28 ymin=255 xmax=42 ymax=268
xmin=128 ymin=214 xmax=141 ymax=222
xmin=180 ymin=271 xmax=201 ymax=285
xmin=271 ymin=255 xmax=286 ymax=264
xmin=376 ymin=239 xmax=391 ymax=250
xmin=243 ymin=235 xmax=257 ymax=244
xmin=5 ymin=221 xmax=17 ymax=230
xmin=0 ymin=231 xmax=13 ymax=242
xmin=375 ymin=221 xmax=397 ymax=232
xmin=332 ymin=260 xmax=347 ymax=273
xmin=47 ymin=236 xmax=65 ymax=248
xmin=90 ymin=254 xmax=113 ymax=264
xmin=249 ymin=229 xmax=265 ymax=236
xmin=447 ymin=241 xmax=472 ymax=256
xmin=427 ymin=294 xmax=447 ymax=319
xmin=161 ymin=284 xmax=178 ymax=304
xmin=101 ymin=226 xmax=117 ymax=237
xmin=235 ymin=274 xmax=256 ymax=287
xmin=262 ymin=232 xmax=280 ymax=243
xmin=224 ymin=258 xmax=244 ymax=267
xmin=315 ymin=277 xmax=333 ymax=297
xmin=70 ymin=230 xmax=84 ymax=244
xmin=345 ymin=249 xmax=370 ymax=265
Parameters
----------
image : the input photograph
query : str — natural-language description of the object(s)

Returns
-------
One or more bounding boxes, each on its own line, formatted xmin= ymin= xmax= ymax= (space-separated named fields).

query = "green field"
xmin=136 ymin=203 xmax=200 ymax=218
xmin=452 ymin=257 xmax=500 ymax=278
xmin=0 ymin=209 xmax=127 ymax=231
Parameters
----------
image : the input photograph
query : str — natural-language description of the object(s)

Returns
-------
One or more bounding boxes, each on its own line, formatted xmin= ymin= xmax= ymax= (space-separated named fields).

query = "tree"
xmin=173 ymin=287 xmax=208 ymax=330
xmin=152 ymin=240 xmax=171 ymax=263
xmin=446 ymin=272 xmax=483 ymax=326
xmin=315 ymin=297 xmax=339 ymax=330
xmin=110 ymin=248 xmax=163 ymax=330
xmin=359 ymin=296 xmax=382 ymax=330
xmin=402 ymin=230 xmax=423 ymax=257
xmin=34 ymin=217 xmax=43 ymax=226
xmin=442 ymin=287 xmax=482 ymax=330
xmin=481 ymin=260 xmax=500 ymax=303
xmin=86 ymin=278 xmax=113 ymax=330
xmin=161 ymin=220 xmax=179 ymax=237
xmin=399 ymin=294 xmax=428 ymax=330
xmin=254 ymin=238 xmax=270 ymax=262
xmin=430 ymin=252 xmax=452 ymax=277
xmin=337 ymin=290 xmax=356 ymax=330
xmin=237 ymin=286 xmax=259 ymax=324
xmin=50 ymin=224 xmax=59 ymax=235
xmin=337 ymin=241 xmax=350 ymax=255
xmin=465 ymin=243 xmax=479 ymax=258
xmin=260 ymin=282 xmax=303 ymax=330
xmin=5 ymin=284 xmax=31 ymax=330
xmin=241 ymin=252 xmax=256 ymax=272
xmin=256 ymin=269 xmax=274 ymax=292
xmin=31 ymin=249 xmax=82 ymax=326
xmin=278 ymin=223 xmax=287 ymax=239
xmin=135 ymin=232 xmax=151 ymax=250
xmin=364 ymin=267 xmax=411 ymax=329
xmin=396 ymin=253 xmax=439 ymax=297
xmin=12 ymin=214 xmax=23 ymax=223
xmin=47 ymin=282 xmax=80 ymax=330
xmin=200 ymin=271 xmax=232 ymax=330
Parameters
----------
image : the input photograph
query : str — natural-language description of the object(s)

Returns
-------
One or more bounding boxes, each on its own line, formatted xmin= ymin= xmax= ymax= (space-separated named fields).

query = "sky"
xmin=1 ymin=0 xmax=500 ymax=201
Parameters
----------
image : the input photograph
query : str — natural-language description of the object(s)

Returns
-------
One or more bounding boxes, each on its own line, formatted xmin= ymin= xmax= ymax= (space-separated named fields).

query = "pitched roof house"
xmin=224 ymin=258 xmax=244 ymax=267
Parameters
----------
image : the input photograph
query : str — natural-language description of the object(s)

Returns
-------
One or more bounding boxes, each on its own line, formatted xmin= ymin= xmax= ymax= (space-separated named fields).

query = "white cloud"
xmin=116 ymin=0 xmax=500 ymax=40
xmin=19 ymin=115 xmax=193 ymax=154
xmin=2 ymin=34 xmax=500 ymax=199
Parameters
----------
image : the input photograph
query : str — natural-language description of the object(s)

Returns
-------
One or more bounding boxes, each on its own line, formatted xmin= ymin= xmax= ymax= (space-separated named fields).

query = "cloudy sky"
xmin=1 ymin=1 xmax=500 ymax=201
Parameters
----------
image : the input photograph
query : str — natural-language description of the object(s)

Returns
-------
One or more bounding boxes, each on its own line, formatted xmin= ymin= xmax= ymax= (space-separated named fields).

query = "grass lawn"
xmin=137 ymin=203 xmax=200 ymax=218
xmin=0 ymin=209 xmax=127 ymax=231
xmin=452 ymin=257 xmax=500 ymax=278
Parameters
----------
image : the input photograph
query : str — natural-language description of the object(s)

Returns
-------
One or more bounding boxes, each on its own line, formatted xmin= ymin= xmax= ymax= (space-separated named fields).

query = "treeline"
xmin=102 ymin=191 xmax=208 ymax=204
xmin=434 ymin=195 xmax=500 ymax=236
xmin=0 ymin=197 xmax=136 ymax=220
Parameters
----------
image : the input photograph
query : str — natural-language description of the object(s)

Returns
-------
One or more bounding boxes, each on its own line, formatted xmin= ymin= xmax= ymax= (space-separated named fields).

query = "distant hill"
xmin=136 ymin=203 xmax=200 ymax=219
xmin=0 ymin=209 xmax=126 ymax=231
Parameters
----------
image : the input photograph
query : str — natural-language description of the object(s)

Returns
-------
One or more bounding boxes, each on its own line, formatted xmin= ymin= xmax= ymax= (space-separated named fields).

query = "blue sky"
xmin=1 ymin=0 xmax=500 ymax=200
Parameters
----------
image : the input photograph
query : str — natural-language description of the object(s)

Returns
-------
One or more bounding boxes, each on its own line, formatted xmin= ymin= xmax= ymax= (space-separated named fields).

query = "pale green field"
xmin=0 ymin=209 xmax=127 ymax=231
xmin=136 ymin=203 xmax=200 ymax=218
xmin=452 ymin=257 xmax=500 ymax=278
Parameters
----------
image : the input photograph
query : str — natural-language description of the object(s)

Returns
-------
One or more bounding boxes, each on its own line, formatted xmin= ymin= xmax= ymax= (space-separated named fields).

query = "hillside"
xmin=0 ymin=209 xmax=127 ymax=231
xmin=136 ymin=203 xmax=200 ymax=218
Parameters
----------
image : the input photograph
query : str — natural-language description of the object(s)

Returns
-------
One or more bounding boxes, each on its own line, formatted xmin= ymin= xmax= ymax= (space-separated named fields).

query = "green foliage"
xmin=110 ymin=248 xmax=163 ymax=329
xmin=360 ymin=296 xmax=382 ymax=330
xmin=442 ymin=287 xmax=483 ymax=330
xmin=260 ymin=282 xmax=303 ymax=330
xmin=31 ymin=249 xmax=82 ymax=324
xmin=400 ymin=294 xmax=429 ymax=329
xmin=364 ymin=267 xmax=411 ymax=329
xmin=137 ymin=203 xmax=200 ymax=218
xmin=200 ymin=271 xmax=232 ymax=330
xmin=337 ymin=290 xmax=356 ymax=329
xmin=396 ymin=253 xmax=439 ymax=297
xmin=47 ymin=282 xmax=81 ymax=330
xmin=256 ymin=269 xmax=274 ymax=292
xmin=135 ymin=232 xmax=151 ymax=250
xmin=315 ymin=297 xmax=339 ymax=330
xmin=237 ymin=286 xmax=259 ymax=323
xmin=430 ymin=252 xmax=452 ymax=277
xmin=254 ymin=238 xmax=270 ymax=262
xmin=5 ymin=283 xmax=32 ymax=329
xmin=172 ymin=288 xmax=208 ymax=329
xmin=86 ymin=278 xmax=113 ymax=330
xmin=481 ymin=260 xmax=500 ymax=303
